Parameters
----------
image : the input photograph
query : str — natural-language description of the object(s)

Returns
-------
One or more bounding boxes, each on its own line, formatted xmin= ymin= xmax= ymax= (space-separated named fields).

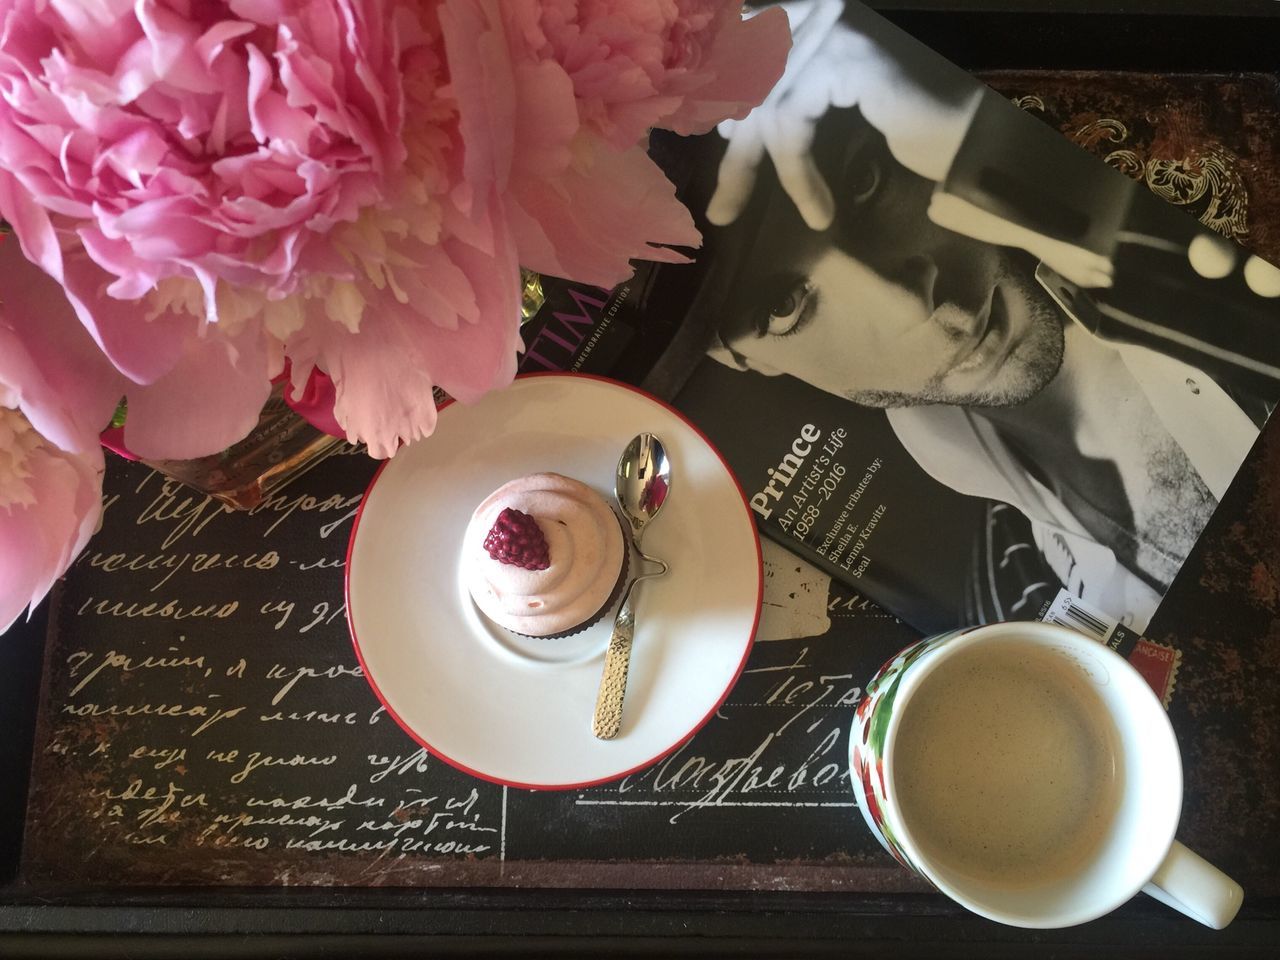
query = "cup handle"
xmin=1141 ymin=840 xmax=1243 ymax=929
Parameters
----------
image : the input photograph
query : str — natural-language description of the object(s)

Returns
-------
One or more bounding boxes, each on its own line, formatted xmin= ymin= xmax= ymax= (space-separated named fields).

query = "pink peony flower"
xmin=517 ymin=0 xmax=791 ymax=148
xmin=0 ymin=0 xmax=788 ymax=459
xmin=441 ymin=0 xmax=790 ymax=286
xmin=0 ymin=0 xmax=791 ymax=630
xmin=0 ymin=0 xmax=524 ymax=458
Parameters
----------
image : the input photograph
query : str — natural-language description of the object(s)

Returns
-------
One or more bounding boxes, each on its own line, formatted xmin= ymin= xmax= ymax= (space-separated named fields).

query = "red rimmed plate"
xmin=345 ymin=373 xmax=761 ymax=789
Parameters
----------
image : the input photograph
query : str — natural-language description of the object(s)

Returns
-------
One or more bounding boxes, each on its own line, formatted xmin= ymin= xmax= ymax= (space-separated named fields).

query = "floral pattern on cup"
xmin=849 ymin=628 xmax=975 ymax=874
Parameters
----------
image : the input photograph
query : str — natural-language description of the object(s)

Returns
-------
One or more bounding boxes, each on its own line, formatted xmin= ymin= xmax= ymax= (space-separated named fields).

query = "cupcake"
xmin=463 ymin=473 xmax=629 ymax=638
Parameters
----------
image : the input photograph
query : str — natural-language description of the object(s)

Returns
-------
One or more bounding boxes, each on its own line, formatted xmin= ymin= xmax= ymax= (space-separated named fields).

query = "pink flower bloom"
xmin=0 ymin=0 xmax=788 ymax=461
xmin=0 ymin=0 xmax=791 ymax=630
xmin=441 ymin=0 xmax=789 ymax=287
xmin=0 ymin=408 xmax=104 ymax=634
xmin=0 ymin=0 xmax=527 ymax=458
xmin=0 ymin=0 xmax=397 ymax=308
xmin=276 ymin=3 xmax=526 ymax=456
xmin=517 ymin=0 xmax=791 ymax=148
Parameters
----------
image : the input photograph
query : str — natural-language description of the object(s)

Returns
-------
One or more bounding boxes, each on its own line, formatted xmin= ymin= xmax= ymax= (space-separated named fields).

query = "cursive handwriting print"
xmin=23 ymin=452 xmax=926 ymax=891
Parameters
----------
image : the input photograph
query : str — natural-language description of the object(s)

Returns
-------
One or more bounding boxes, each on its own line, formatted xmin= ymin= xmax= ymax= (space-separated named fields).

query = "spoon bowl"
xmin=615 ymin=432 xmax=672 ymax=566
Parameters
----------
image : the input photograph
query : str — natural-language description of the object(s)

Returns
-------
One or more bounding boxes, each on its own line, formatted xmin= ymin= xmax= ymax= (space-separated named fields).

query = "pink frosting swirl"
xmin=464 ymin=473 xmax=625 ymax=636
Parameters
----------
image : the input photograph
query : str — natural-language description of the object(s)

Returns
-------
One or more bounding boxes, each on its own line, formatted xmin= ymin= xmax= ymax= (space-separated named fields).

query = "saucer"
xmin=345 ymin=373 xmax=762 ymax=789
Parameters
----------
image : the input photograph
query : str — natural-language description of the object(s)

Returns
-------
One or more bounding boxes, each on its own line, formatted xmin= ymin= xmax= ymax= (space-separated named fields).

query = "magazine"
xmin=522 ymin=0 xmax=1280 ymax=644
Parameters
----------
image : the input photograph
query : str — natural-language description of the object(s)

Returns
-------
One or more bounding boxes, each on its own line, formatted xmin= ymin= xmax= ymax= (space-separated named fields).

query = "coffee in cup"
xmin=850 ymin=621 xmax=1242 ymax=928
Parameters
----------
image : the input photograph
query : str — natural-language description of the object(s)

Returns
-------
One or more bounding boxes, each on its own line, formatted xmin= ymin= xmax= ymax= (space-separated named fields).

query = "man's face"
xmin=719 ymin=116 xmax=1065 ymax=408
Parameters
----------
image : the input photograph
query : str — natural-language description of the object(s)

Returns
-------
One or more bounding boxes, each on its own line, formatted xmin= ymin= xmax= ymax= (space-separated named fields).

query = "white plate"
xmin=345 ymin=373 xmax=762 ymax=789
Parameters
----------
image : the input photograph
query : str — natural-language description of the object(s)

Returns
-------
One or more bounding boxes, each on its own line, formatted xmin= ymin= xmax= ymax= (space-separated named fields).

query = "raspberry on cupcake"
xmin=483 ymin=508 xmax=552 ymax=570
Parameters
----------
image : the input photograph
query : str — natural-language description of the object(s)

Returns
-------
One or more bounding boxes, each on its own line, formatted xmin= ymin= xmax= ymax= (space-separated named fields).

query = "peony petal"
xmin=510 ymin=139 xmax=700 ymax=287
xmin=57 ymin=247 xmax=194 ymax=384
xmin=440 ymin=0 xmax=519 ymax=189
xmin=0 ymin=425 xmax=103 ymax=633
xmin=135 ymin=0 xmax=223 ymax=95
xmin=0 ymin=238 xmax=124 ymax=453
xmin=282 ymin=362 xmax=344 ymax=439
xmin=122 ymin=321 xmax=274 ymax=460
xmin=0 ymin=172 xmax=190 ymax=384
xmin=655 ymin=5 xmax=792 ymax=136
xmin=286 ymin=194 xmax=522 ymax=458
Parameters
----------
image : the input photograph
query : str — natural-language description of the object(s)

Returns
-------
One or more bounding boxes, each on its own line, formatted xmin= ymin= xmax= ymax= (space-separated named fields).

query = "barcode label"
xmin=1040 ymin=589 xmax=1119 ymax=644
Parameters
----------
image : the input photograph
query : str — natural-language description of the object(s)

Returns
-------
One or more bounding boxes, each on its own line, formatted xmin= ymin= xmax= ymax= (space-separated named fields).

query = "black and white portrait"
xmin=649 ymin=0 xmax=1280 ymax=631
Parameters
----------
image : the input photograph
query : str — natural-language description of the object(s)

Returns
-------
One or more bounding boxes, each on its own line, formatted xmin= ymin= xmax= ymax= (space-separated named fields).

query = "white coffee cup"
xmin=849 ymin=620 xmax=1243 ymax=928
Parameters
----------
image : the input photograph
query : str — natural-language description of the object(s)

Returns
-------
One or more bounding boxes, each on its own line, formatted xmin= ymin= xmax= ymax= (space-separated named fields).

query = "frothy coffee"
xmin=892 ymin=640 xmax=1120 ymax=888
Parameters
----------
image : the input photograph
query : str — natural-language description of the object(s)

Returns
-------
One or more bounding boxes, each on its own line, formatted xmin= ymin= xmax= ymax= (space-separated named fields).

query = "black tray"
xmin=4 ymin=2 xmax=1280 ymax=956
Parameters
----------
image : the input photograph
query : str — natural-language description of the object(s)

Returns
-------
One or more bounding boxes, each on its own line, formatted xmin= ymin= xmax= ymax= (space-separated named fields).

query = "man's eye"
xmin=847 ymin=158 xmax=881 ymax=205
xmin=766 ymin=279 xmax=811 ymax=337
